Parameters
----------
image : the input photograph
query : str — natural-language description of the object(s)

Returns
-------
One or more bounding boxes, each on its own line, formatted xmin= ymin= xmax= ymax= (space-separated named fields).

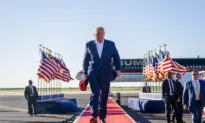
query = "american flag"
xmin=52 ymin=57 xmax=73 ymax=82
xmin=149 ymin=54 xmax=155 ymax=81
xmin=58 ymin=59 xmax=73 ymax=82
xmin=162 ymin=53 xmax=187 ymax=73
xmin=152 ymin=52 xmax=159 ymax=82
xmin=37 ymin=51 xmax=60 ymax=82
xmin=157 ymin=50 xmax=166 ymax=80
xmin=144 ymin=54 xmax=156 ymax=81
xmin=142 ymin=56 xmax=147 ymax=77
xmin=155 ymin=52 xmax=160 ymax=74
xmin=145 ymin=54 xmax=151 ymax=80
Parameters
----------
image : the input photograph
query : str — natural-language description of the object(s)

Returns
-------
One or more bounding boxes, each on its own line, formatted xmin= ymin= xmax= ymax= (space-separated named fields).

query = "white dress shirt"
xmin=146 ymin=86 xmax=150 ymax=92
xmin=192 ymin=79 xmax=200 ymax=98
xmin=29 ymin=86 xmax=34 ymax=96
xmin=168 ymin=79 xmax=174 ymax=95
xmin=95 ymin=39 xmax=121 ymax=76
xmin=95 ymin=40 xmax=104 ymax=58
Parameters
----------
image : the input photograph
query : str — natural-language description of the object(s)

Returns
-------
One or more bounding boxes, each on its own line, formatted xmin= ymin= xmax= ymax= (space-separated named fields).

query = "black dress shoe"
xmin=90 ymin=116 xmax=97 ymax=123
xmin=100 ymin=119 xmax=106 ymax=123
xmin=30 ymin=113 xmax=33 ymax=116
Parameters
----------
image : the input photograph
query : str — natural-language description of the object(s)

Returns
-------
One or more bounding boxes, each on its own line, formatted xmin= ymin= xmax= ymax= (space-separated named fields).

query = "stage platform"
xmin=128 ymin=93 xmax=165 ymax=113
xmin=36 ymin=94 xmax=78 ymax=114
xmin=74 ymin=97 xmax=136 ymax=123
xmin=139 ymin=93 xmax=162 ymax=100
xmin=38 ymin=93 xmax=65 ymax=102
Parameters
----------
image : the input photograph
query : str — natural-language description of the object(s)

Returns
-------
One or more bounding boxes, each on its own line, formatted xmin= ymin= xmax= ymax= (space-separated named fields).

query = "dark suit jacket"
xmin=83 ymin=39 xmax=121 ymax=82
xmin=175 ymin=80 xmax=184 ymax=100
xmin=143 ymin=86 xmax=151 ymax=93
xmin=162 ymin=79 xmax=176 ymax=99
xmin=182 ymin=80 xmax=205 ymax=113
xmin=24 ymin=86 xmax=38 ymax=100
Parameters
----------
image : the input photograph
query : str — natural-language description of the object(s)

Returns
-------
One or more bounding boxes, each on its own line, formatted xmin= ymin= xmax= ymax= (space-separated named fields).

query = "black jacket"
xmin=162 ymin=79 xmax=177 ymax=99
xmin=142 ymin=86 xmax=151 ymax=93
xmin=24 ymin=86 xmax=38 ymax=100
xmin=175 ymin=80 xmax=184 ymax=99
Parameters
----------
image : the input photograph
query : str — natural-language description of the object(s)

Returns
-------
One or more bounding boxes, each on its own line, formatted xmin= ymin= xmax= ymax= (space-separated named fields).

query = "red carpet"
xmin=74 ymin=97 xmax=136 ymax=123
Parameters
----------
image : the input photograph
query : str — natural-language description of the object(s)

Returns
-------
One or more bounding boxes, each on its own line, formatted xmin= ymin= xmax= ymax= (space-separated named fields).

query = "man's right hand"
xmin=83 ymin=76 xmax=87 ymax=81
xmin=163 ymin=99 xmax=167 ymax=103
xmin=183 ymin=105 xmax=188 ymax=110
xmin=178 ymin=98 xmax=181 ymax=102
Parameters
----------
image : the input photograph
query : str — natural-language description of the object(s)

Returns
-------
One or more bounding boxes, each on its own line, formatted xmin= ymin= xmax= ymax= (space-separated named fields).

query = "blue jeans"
xmin=190 ymin=101 xmax=203 ymax=123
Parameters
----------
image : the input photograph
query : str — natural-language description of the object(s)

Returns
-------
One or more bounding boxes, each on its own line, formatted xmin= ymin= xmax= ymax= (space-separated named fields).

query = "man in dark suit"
xmin=162 ymin=72 xmax=180 ymax=123
xmin=24 ymin=80 xmax=38 ymax=116
xmin=83 ymin=27 xmax=121 ymax=123
xmin=172 ymin=73 xmax=184 ymax=123
xmin=183 ymin=70 xmax=205 ymax=123
xmin=142 ymin=82 xmax=151 ymax=93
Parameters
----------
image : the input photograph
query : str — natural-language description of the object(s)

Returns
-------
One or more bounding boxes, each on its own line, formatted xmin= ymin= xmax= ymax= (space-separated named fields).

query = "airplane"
xmin=76 ymin=58 xmax=205 ymax=82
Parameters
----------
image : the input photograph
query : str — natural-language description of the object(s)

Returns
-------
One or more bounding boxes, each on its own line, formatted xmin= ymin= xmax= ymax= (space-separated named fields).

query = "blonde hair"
xmin=94 ymin=26 xmax=105 ymax=36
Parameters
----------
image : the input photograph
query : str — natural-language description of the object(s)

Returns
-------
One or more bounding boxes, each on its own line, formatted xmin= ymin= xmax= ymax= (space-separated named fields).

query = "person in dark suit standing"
xmin=172 ymin=73 xmax=185 ymax=123
xmin=83 ymin=27 xmax=121 ymax=123
xmin=24 ymin=80 xmax=38 ymax=116
xmin=142 ymin=82 xmax=151 ymax=93
xmin=183 ymin=70 xmax=205 ymax=123
xmin=162 ymin=72 xmax=180 ymax=123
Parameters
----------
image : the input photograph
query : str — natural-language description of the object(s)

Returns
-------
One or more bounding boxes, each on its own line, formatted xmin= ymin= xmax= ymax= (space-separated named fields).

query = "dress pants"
xmin=165 ymin=95 xmax=180 ymax=123
xmin=28 ymin=96 xmax=37 ymax=114
xmin=172 ymin=100 xmax=183 ymax=122
xmin=89 ymin=73 xmax=110 ymax=119
xmin=190 ymin=101 xmax=203 ymax=123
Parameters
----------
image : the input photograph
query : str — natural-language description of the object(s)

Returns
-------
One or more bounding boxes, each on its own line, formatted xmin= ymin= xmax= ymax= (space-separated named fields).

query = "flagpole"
xmin=158 ymin=46 xmax=161 ymax=93
xmin=43 ymin=80 xmax=45 ymax=97
xmin=155 ymin=49 xmax=158 ymax=93
xmin=50 ymin=74 xmax=51 ymax=95
xmin=41 ymin=79 xmax=43 ymax=97
xmin=59 ymin=54 xmax=62 ymax=94
xmin=56 ymin=80 xmax=57 ymax=94
xmin=38 ymin=44 xmax=42 ymax=95
xmin=56 ymin=80 xmax=58 ymax=94
xmin=150 ymin=50 xmax=155 ymax=93
xmin=55 ymin=80 xmax=58 ymax=94
xmin=59 ymin=80 xmax=60 ymax=94
xmin=37 ymin=78 xmax=39 ymax=94
xmin=164 ymin=44 xmax=167 ymax=53
xmin=147 ymin=51 xmax=150 ymax=93
xmin=60 ymin=80 xmax=61 ymax=94
xmin=54 ymin=80 xmax=56 ymax=94
xmin=142 ymin=54 xmax=145 ymax=88
xmin=152 ymin=52 xmax=155 ymax=93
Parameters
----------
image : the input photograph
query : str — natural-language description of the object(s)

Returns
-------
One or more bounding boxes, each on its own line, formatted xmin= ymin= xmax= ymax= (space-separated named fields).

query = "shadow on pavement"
xmin=121 ymin=105 xmax=152 ymax=123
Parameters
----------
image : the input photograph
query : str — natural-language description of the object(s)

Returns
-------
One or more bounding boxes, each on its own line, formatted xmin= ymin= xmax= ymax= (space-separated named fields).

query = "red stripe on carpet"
xmin=74 ymin=97 xmax=136 ymax=123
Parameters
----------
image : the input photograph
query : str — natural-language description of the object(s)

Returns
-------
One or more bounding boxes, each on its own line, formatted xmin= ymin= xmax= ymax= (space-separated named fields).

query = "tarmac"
xmin=0 ymin=92 xmax=204 ymax=123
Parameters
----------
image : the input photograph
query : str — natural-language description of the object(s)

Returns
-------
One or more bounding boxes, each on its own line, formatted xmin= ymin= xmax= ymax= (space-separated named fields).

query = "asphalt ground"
xmin=0 ymin=93 xmax=204 ymax=123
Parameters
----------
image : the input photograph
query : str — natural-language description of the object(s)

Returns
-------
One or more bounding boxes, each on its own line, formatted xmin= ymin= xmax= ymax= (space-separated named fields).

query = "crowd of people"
xmin=162 ymin=70 xmax=205 ymax=123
